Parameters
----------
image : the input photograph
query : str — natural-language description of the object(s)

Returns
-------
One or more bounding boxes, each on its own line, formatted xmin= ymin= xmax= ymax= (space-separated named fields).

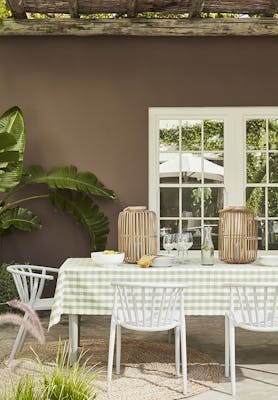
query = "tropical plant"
xmin=0 ymin=106 xmax=116 ymax=250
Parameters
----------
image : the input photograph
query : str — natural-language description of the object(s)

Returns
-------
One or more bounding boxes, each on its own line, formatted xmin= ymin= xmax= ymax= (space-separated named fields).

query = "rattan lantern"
xmin=218 ymin=207 xmax=258 ymax=264
xmin=118 ymin=206 xmax=157 ymax=263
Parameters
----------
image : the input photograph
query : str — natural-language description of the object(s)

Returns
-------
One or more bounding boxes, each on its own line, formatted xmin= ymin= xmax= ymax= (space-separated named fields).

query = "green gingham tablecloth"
xmin=48 ymin=258 xmax=278 ymax=329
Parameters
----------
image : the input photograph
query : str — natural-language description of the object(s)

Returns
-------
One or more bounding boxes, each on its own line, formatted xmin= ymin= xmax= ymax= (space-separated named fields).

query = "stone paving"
xmin=0 ymin=314 xmax=278 ymax=399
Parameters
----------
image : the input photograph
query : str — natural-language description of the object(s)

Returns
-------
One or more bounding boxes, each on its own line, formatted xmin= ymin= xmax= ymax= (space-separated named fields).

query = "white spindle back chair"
xmin=225 ymin=283 xmax=278 ymax=396
xmin=107 ymin=282 xmax=188 ymax=395
xmin=6 ymin=265 xmax=58 ymax=366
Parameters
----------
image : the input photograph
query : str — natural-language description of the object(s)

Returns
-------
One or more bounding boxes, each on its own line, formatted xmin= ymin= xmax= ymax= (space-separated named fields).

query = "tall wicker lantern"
xmin=118 ymin=206 xmax=157 ymax=263
xmin=219 ymin=207 xmax=258 ymax=264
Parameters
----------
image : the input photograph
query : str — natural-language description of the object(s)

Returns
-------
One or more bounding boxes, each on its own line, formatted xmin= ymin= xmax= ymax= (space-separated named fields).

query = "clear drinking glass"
xmin=178 ymin=232 xmax=193 ymax=262
xmin=163 ymin=234 xmax=174 ymax=254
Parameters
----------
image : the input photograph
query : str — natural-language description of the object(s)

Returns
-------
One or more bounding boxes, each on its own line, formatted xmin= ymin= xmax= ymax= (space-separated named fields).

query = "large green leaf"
xmin=0 ymin=207 xmax=41 ymax=233
xmin=50 ymin=189 xmax=109 ymax=251
xmin=0 ymin=107 xmax=25 ymax=192
xmin=25 ymin=165 xmax=116 ymax=200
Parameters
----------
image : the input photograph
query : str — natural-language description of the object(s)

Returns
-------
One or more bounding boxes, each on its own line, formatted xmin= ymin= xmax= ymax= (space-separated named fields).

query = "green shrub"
xmin=0 ymin=263 xmax=18 ymax=313
xmin=1 ymin=376 xmax=40 ymax=400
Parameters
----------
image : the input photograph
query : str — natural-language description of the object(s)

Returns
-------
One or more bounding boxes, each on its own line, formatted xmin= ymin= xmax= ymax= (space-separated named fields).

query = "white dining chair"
xmin=225 ymin=283 xmax=278 ymax=397
xmin=107 ymin=282 xmax=188 ymax=395
xmin=6 ymin=264 xmax=59 ymax=367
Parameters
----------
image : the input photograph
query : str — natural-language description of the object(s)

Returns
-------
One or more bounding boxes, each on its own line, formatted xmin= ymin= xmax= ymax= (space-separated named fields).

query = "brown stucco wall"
xmin=0 ymin=36 xmax=277 ymax=267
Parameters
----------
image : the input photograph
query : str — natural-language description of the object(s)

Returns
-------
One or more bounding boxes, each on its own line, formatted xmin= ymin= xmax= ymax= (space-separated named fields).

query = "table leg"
xmin=78 ymin=315 xmax=81 ymax=347
xmin=69 ymin=314 xmax=79 ymax=365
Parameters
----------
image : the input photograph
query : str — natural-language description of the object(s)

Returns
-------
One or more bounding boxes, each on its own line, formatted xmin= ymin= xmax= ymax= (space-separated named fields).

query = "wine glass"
xmin=178 ymin=232 xmax=193 ymax=262
xmin=163 ymin=234 xmax=174 ymax=255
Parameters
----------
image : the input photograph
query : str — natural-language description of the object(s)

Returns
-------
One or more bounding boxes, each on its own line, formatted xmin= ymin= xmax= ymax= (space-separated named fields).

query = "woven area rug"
xmin=0 ymin=339 xmax=222 ymax=399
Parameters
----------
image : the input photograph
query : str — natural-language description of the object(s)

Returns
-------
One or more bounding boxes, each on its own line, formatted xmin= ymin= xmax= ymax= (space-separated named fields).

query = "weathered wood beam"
xmin=188 ymin=0 xmax=205 ymax=18
xmin=68 ymin=0 xmax=79 ymax=18
xmin=0 ymin=18 xmax=278 ymax=36
xmin=17 ymin=0 xmax=278 ymax=15
xmin=6 ymin=0 xmax=26 ymax=19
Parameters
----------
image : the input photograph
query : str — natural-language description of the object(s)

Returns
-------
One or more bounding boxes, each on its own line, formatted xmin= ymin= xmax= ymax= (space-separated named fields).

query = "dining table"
xmin=48 ymin=257 xmax=278 ymax=364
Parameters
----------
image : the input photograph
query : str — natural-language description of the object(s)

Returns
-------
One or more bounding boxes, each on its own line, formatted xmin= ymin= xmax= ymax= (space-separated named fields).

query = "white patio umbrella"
xmin=159 ymin=153 xmax=224 ymax=182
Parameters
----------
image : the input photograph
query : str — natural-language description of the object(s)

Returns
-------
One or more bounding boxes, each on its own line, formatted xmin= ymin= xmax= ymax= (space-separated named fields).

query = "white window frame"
xmin=149 ymin=107 xmax=278 ymax=254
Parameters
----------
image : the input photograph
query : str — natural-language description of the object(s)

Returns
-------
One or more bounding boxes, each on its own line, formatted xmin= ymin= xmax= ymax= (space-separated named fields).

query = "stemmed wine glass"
xmin=163 ymin=234 xmax=175 ymax=255
xmin=175 ymin=232 xmax=193 ymax=263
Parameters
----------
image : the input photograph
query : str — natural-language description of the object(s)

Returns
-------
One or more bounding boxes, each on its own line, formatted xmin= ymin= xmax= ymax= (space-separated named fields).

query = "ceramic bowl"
xmin=91 ymin=251 xmax=125 ymax=266
xmin=257 ymin=255 xmax=278 ymax=267
xmin=151 ymin=256 xmax=176 ymax=267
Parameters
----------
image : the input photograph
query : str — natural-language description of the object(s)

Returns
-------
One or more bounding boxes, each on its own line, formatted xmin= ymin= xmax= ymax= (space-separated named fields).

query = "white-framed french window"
xmin=149 ymin=107 xmax=278 ymax=253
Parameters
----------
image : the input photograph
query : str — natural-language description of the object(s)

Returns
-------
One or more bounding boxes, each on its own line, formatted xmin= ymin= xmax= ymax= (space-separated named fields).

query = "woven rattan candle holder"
xmin=218 ymin=207 xmax=258 ymax=264
xmin=118 ymin=206 xmax=157 ymax=263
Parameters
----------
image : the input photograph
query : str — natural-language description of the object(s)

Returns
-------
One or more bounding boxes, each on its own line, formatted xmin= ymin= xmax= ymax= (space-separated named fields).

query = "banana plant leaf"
xmin=0 ymin=107 xmax=25 ymax=192
xmin=0 ymin=207 xmax=42 ymax=233
xmin=50 ymin=189 xmax=109 ymax=251
xmin=25 ymin=165 xmax=116 ymax=200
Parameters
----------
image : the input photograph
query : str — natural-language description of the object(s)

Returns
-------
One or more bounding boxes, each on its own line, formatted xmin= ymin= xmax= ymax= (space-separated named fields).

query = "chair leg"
xmin=116 ymin=325 xmax=121 ymax=375
xmin=7 ymin=323 xmax=26 ymax=367
xmin=180 ymin=319 xmax=187 ymax=395
xmin=107 ymin=319 xmax=117 ymax=383
xmin=225 ymin=314 xmax=230 ymax=378
xmin=229 ymin=321 xmax=236 ymax=397
xmin=175 ymin=326 xmax=181 ymax=377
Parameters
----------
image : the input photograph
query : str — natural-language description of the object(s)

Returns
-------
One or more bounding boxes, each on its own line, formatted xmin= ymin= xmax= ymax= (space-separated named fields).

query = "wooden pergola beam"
xmin=0 ymin=18 xmax=278 ymax=36
xmin=6 ymin=0 xmax=26 ymax=19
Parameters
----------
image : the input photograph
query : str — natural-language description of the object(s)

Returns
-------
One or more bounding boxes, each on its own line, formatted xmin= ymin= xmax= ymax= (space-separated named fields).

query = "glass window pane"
xmin=204 ymin=220 xmax=219 ymax=250
xmin=204 ymin=188 xmax=224 ymax=218
xmin=246 ymin=187 xmax=265 ymax=217
xmin=160 ymin=153 xmax=179 ymax=184
xmin=159 ymin=120 xmax=179 ymax=152
xmin=204 ymin=120 xmax=224 ymax=151
xmin=246 ymin=119 xmax=266 ymax=150
xmin=268 ymin=220 xmax=278 ymax=250
xmin=269 ymin=153 xmax=278 ymax=183
xmin=246 ymin=153 xmax=266 ymax=183
xmin=269 ymin=119 xmax=278 ymax=150
xmin=268 ymin=188 xmax=278 ymax=217
xmin=182 ymin=219 xmax=201 ymax=250
xmin=258 ymin=220 xmax=266 ymax=250
xmin=182 ymin=188 xmax=201 ymax=217
xmin=181 ymin=152 xmax=202 ymax=184
xmin=181 ymin=120 xmax=201 ymax=151
xmin=160 ymin=188 xmax=179 ymax=217
xmin=204 ymin=152 xmax=224 ymax=184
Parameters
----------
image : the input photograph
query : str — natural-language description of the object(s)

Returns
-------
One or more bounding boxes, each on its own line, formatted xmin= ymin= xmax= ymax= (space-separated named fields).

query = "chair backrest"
xmin=111 ymin=282 xmax=185 ymax=329
xmin=7 ymin=265 xmax=54 ymax=305
xmin=228 ymin=283 xmax=278 ymax=329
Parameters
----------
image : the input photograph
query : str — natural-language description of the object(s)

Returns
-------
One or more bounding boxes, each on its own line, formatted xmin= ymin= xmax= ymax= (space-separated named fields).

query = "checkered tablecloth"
xmin=48 ymin=258 xmax=278 ymax=329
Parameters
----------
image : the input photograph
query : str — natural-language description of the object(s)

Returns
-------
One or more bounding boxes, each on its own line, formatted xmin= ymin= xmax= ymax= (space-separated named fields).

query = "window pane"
xmin=160 ymin=153 xmax=179 ymax=184
xmin=182 ymin=220 xmax=201 ymax=250
xmin=204 ymin=220 xmax=219 ymax=250
xmin=159 ymin=120 xmax=179 ymax=151
xmin=204 ymin=152 xmax=224 ymax=184
xmin=268 ymin=220 xmax=278 ymax=250
xmin=182 ymin=188 xmax=201 ymax=217
xmin=246 ymin=119 xmax=266 ymax=150
xmin=160 ymin=188 xmax=179 ymax=217
xmin=160 ymin=220 xmax=179 ymax=250
xmin=204 ymin=188 xmax=224 ymax=217
xmin=181 ymin=152 xmax=202 ymax=184
xmin=269 ymin=153 xmax=278 ymax=183
xmin=246 ymin=187 xmax=265 ymax=217
xmin=246 ymin=153 xmax=266 ymax=183
xmin=258 ymin=220 xmax=266 ymax=250
xmin=204 ymin=120 xmax=224 ymax=151
xmin=269 ymin=119 xmax=278 ymax=150
xmin=268 ymin=188 xmax=278 ymax=217
xmin=181 ymin=120 xmax=201 ymax=151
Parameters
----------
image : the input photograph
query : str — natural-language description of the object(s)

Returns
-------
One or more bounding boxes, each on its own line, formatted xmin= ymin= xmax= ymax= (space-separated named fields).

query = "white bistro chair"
xmin=6 ymin=264 xmax=58 ymax=366
xmin=225 ymin=283 xmax=278 ymax=397
xmin=107 ymin=282 xmax=188 ymax=395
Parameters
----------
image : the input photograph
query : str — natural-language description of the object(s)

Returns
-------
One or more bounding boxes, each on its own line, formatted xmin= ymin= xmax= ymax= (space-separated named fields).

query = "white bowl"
xmin=151 ymin=256 xmax=175 ymax=267
xmin=91 ymin=251 xmax=125 ymax=266
xmin=257 ymin=255 xmax=278 ymax=267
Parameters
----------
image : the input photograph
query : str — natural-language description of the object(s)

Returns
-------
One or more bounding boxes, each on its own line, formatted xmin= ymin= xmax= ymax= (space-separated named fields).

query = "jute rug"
xmin=0 ymin=339 xmax=222 ymax=399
